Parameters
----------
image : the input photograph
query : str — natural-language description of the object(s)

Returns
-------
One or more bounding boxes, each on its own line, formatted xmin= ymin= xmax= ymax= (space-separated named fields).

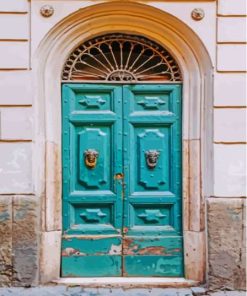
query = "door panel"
xmin=123 ymin=85 xmax=183 ymax=276
xmin=135 ymin=127 xmax=169 ymax=190
xmin=61 ymin=84 xmax=123 ymax=276
xmin=61 ymin=83 xmax=183 ymax=277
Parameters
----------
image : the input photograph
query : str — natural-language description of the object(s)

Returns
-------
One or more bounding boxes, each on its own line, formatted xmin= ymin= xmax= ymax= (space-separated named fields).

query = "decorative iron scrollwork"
xmin=62 ymin=34 xmax=182 ymax=82
xmin=84 ymin=149 xmax=99 ymax=169
xmin=145 ymin=150 xmax=160 ymax=169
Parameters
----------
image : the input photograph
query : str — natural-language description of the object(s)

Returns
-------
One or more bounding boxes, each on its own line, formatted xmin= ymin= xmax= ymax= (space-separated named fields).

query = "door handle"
xmin=145 ymin=150 xmax=160 ymax=169
xmin=84 ymin=149 xmax=99 ymax=169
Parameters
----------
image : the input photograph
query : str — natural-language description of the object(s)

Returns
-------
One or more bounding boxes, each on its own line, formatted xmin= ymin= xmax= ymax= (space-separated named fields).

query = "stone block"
xmin=214 ymin=144 xmax=246 ymax=197
xmin=208 ymin=198 xmax=246 ymax=290
xmin=0 ymin=107 xmax=32 ymax=140
xmin=45 ymin=142 xmax=62 ymax=231
xmin=218 ymin=17 xmax=247 ymax=43
xmin=188 ymin=140 xmax=204 ymax=232
xmin=0 ymin=143 xmax=32 ymax=194
xmin=218 ymin=0 xmax=247 ymax=15
xmin=183 ymin=140 xmax=189 ymax=231
xmin=217 ymin=44 xmax=247 ymax=72
xmin=40 ymin=231 xmax=61 ymax=284
xmin=12 ymin=196 xmax=39 ymax=287
xmin=0 ymin=196 xmax=12 ymax=286
xmin=0 ymin=1 xmax=28 ymax=12
xmin=0 ymin=42 xmax=29 ymax=69
xmin=191 ymin=287 xmax=206 ymax=296
xmin=184 ymin=231 xmax=206 ymax=282
xmin=214 ymin=108 xmax=246 ymax=142
xmin=0 ymin=71 xmax=32 ymax=105
xmin=214 ymin=73 xmax=247 ymax=107
xmin=0 ymin=15 xmax=29 ymax=40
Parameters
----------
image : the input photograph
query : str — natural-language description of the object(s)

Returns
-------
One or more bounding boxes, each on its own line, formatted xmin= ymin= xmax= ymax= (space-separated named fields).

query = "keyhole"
xmin=114 ymin=173 xmax=124 ymax=180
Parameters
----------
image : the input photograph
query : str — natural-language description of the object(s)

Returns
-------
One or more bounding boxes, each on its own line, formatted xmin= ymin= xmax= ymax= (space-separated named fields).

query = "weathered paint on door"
xmin=61 ymin=84 xmax=183 ymax=277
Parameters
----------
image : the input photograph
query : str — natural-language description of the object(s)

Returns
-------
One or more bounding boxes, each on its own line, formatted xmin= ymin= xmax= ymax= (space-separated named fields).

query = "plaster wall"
xmin=0 ymin=0 xmax=246 ymax=290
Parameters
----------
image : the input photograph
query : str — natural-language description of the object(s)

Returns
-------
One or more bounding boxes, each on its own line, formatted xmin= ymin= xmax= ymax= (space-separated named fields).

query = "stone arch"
xmin=33 ymin=1 xmax=213 ymax=284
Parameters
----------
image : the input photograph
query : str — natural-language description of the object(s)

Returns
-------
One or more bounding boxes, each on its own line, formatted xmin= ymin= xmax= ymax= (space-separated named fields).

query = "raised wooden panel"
xmin=134 ymin=94 xmax=169 ymax=112
xmin=68 ymin=202 xmax=117 ymax=235
xmin=78 ymin=127 xmax=110 ymax=189
xmin=137 ymin=128 xmax=169 ymax=190
xmin=75 ymin=92 xmax=112 ymax=111
xmin=133 ymin=204 xmax=173 ymax=227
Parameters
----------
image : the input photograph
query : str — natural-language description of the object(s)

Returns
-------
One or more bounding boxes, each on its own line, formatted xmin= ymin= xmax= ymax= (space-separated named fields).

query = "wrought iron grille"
xmin=62 ymin=34 xmax=182 ymax=82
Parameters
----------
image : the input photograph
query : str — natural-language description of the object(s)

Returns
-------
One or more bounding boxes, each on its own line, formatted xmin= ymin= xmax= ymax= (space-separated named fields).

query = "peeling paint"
xmin=109 ymin=244 xmax=122 ymax=255
xmin=138 ymin=246 xmax=166 ymax=255
xmin=62 ymin=248 xmax=85 ymax=257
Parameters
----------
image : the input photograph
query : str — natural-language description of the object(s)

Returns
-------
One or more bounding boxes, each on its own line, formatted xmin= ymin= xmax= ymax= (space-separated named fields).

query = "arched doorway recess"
xmin=61 ymin=33 xmax=183 ymax=277
xmin=33 ymin=2 xmax=213 ymax=284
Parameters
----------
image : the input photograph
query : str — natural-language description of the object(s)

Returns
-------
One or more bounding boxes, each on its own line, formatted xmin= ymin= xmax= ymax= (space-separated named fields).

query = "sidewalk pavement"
xmin=0 ymin=287 xmax=246 ymax=296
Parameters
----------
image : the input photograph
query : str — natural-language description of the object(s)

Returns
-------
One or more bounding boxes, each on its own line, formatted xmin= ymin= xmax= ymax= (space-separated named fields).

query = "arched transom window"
xmin=62 ymin=34 xmax=182 ymax=82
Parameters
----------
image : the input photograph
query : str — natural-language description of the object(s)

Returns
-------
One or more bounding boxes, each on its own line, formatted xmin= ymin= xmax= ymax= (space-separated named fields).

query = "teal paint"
xmin=62 ymin=256 xmax=122 ymax=277
xmin=62 ymin=84 xmax=183 ymax=277
xmin=122 ymin=237 xmax=183 ymax=256
xmin=62 ymin=236 xmax=122 ymax=255
xmin=124 ymin=256 xmax=184 ymax=277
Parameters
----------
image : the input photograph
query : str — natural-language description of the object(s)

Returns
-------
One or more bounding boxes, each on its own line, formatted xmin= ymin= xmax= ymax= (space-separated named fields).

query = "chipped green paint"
xmin=123 ymin=236 xmax=183 ymax=256
xmin=62 ymin=84 xmax=183 ymax=277
xmin=62 ymin=236 xmax=122 ymax=256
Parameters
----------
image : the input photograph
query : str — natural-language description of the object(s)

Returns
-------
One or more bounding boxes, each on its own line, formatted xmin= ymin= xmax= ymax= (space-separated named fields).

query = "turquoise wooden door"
xmin=61 ymin=84 xmax=183 ymax=277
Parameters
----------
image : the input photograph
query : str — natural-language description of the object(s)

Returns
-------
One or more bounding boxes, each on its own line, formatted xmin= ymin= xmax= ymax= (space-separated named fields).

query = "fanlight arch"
xmin=62 ymin=34 xmax=182 ymax=82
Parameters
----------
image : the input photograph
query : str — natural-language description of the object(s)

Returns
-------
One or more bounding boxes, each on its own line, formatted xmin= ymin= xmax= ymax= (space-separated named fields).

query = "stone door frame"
xmin=32 ymin=2 xmax=213 ymax=284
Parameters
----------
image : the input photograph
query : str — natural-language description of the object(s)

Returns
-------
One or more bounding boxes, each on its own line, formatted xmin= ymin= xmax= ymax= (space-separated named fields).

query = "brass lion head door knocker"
xmin=84 ymin=149 xmax=99 ymax=169
xmin=145 ymin=150 xmax=160 ymax=169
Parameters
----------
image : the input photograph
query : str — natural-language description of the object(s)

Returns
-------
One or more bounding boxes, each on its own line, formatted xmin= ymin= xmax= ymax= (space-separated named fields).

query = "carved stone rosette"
xmin=40 ymin=5 xmax=54 ymax=18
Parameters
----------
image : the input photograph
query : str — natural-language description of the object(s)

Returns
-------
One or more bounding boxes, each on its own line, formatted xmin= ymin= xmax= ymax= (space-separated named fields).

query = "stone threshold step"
xmin=54 ymin=278 xmax=199 ymax=288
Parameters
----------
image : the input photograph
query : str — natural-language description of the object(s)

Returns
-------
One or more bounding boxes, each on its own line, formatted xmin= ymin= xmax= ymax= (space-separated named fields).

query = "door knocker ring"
xmin=84 ymin=149 xmax=99 ymax=169
xmin=145 ymin=150 xmax=160 ymax=169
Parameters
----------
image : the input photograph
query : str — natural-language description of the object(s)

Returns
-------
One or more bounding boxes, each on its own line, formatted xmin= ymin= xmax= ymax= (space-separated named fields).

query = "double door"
xmin=61 ymin=84 xmax=183 ymax=277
